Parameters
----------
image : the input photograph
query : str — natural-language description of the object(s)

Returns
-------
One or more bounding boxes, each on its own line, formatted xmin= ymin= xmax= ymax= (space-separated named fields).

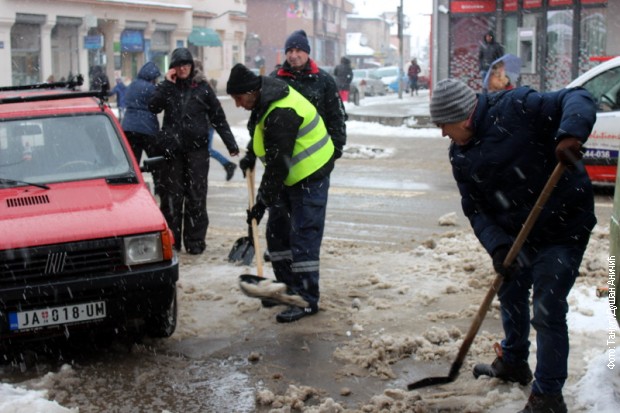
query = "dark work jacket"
xmin=450 ymin=86 xmax=597 ymax=255
xmin=271 ymin=58 xmax=346 ymax=158
xmin=148 ymin=71 xmax=238 ymax=156
xmin=247 ymin=76 xmax=335 ymax=206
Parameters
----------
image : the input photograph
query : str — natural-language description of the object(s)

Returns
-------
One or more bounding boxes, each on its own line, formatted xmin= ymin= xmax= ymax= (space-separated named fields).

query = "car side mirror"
xmin=140 ymin=156 xmax=165 ymax=173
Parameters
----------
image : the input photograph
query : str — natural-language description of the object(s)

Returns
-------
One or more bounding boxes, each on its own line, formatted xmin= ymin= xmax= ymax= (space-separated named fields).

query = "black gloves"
xmin=492 ymin=246 xmax=520 ymax=282
xmin=239 ymin=151 xmax=256 ymax=177
xmin=247 ymin=200 xmax=266 ymax=225
xmin=556 ymin=137 xmax=583 ymax=167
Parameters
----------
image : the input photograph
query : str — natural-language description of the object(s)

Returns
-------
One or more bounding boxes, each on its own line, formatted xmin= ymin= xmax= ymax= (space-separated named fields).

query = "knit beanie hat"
xmin=226 ymin=63 xmax=262 ymax=94
xmin=285 ymin=30 xmax=311 ymax=54
xmin=430 ymin=79 xmax=477 ymax=124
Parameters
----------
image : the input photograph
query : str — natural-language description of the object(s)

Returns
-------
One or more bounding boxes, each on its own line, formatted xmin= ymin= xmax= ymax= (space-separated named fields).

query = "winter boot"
xmin=224 ymin=162 xmax=237 ymax=181
xmin=473 ymin=343 xmax=533 ymax=385
xmin=517 ymin=392 xmax=567 ymax=413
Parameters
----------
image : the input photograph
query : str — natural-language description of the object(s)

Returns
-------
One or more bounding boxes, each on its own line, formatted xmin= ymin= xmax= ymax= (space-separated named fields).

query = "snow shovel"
xmin=237 ymin=171 xmax=309 ymax=307
xmin=227 ymin=169 xmax=256 ymax=265
xmin=407 ymin=163 xmax=566 ymax=391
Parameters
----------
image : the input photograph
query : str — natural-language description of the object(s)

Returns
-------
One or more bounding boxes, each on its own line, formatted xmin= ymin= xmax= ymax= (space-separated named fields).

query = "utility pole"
xmin=397 ymin=0 xmax=404 ymax=99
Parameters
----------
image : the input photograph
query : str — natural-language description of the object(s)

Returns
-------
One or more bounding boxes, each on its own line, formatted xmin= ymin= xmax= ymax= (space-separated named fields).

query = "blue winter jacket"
xmin=450 ymin=86 xmax=597 ymax=255
xmin=121 ymin=62 xmax=161 ymax=136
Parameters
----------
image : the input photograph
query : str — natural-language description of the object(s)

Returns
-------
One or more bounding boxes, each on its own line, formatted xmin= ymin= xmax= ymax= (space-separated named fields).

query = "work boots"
xmin=473 ymin=343 xmax=533 ymax=385
xmin=517 ymin=392 xmax=567 ymax=413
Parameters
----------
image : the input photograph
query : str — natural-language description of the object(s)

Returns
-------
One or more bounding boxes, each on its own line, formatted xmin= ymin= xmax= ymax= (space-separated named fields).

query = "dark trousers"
xmin=266 ymin=176 xmax=330 ymax=309
xmin=124 ymin=131 xmax=157 ymax=164
xmin=158 ymin=148 xmax=210 ymax=252
xmin=498 ymin=240 xmax=589 ymax=395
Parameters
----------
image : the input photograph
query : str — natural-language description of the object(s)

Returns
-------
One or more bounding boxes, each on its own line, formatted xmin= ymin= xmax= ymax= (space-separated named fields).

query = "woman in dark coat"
xmin=149 ymin=48 xmax=239 ymax=254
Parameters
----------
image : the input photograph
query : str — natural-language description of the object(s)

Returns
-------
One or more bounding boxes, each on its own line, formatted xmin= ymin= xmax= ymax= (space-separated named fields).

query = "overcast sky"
xmin=350 ymin=0 xmax=433 ymax=60
xmin=351 ymin=0 xmax=433 ymax=17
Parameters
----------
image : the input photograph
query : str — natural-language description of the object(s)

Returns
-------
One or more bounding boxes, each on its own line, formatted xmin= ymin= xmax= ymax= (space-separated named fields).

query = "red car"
xmin=0 ymin=78 xmax=178 ymax=343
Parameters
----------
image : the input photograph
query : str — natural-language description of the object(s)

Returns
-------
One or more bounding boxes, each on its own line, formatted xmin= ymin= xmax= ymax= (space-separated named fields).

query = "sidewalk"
xmin=345 ymin=89 xmax=432 ymax=128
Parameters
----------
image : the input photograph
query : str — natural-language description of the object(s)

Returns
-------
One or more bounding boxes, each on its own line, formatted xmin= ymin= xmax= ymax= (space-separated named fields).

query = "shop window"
xmin=579 ymin=7 xmax=607 ymax=74
xmin=11 ymin=23 xmax=41 ymax=86
xmin=545 ymin=9 xmax=574 ymax=91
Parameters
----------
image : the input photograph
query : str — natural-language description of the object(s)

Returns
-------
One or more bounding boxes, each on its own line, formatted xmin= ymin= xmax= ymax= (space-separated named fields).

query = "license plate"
xmin=8 ymin=301 xmax=106 ymax=331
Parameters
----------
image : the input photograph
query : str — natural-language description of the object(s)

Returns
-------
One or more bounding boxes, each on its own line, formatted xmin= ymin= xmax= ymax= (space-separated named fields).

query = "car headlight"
xmin=123 ymin=233 xmax=163 ymax=265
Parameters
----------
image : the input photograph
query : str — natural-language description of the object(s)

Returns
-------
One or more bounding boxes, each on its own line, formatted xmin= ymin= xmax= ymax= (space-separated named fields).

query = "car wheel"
xmin=350 ymin=88 xmax=360 ymax=106
xmin=145 ymin=288 xmax=177 ymax=338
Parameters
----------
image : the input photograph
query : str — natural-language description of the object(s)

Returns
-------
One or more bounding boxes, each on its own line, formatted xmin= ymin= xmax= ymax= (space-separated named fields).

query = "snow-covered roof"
xmin=346 ymin=32 xmax=375 ymax=57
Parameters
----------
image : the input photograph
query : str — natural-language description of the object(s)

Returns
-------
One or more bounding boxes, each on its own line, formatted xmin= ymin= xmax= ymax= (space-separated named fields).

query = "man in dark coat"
xmin=228 ymin=63 xmax=336 ymax=323
xmin=430 ymin=79 xmax=596 ymax=413
xmin=149 ymin=48 xmax=239 ymax=254
xmin=269 ymin=29 xmax=346 ymax=160
xmin=334 ymin=56 xmax=353 ymax=102
xmin=122 ymin=61 xmax=161 ymax=164
xmin=478 ymin=30 xmax=505 ymax=82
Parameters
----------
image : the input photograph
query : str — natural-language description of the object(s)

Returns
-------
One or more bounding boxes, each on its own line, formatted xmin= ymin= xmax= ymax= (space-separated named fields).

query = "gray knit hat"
xmin=430 ymin=79 xmax=477 ymax=124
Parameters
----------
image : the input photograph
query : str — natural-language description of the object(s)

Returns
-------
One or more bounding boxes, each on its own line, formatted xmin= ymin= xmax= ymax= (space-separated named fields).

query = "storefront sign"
xmin=83 ymin=35 xmax=103 ymax=50
xmin=504 ymin=0 xmax=518 ymax=11
xmin=451 ymin=0 xmax=496 ymax=13
xmin=523 ymin=0 xmax=543 ymax=7
xmin=121 ymin=30 xmax=144 ymax=52
xmin=549 ymin=0 xmax=573 ymax=5
xmin=580 ymin=0 xmax=606 ymax=4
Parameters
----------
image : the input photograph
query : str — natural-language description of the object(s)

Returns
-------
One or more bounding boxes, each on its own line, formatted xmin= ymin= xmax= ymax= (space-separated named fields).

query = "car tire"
xmin=350 ymin=88 xmax=360 ymax=106
xmin=145 ymin=288 xmax=177 ymax=338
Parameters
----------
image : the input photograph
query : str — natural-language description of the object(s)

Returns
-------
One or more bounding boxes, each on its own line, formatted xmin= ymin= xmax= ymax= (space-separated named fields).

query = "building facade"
xmin=432 ymin=0 xmax=619 ymax=92
xmin=0 ymin=0 xmax=246 ymax=90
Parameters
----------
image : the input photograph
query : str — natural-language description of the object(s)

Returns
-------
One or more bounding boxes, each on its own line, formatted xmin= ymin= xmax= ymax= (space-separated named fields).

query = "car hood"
xmin=0 ymin=179 xmax=166 ymax=249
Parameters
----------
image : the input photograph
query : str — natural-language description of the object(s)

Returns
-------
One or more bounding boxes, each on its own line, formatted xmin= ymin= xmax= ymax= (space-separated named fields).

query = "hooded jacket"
xmin=450 ymin=86 xmax=597 ymax=255
xmin=478 ymin=31 xmax=505 ymax=72
xmin=247 ymin=76 xmax=335 ymax=206
xmin=271 ymin=58 xmax=346 ymax=158
xmin=148 ymin=48 xmax=238 ymax=155
xmin=121 ymin=61 xmax=161 ymax=136
xmin=334 ymin=57 xmax=353 ymax=91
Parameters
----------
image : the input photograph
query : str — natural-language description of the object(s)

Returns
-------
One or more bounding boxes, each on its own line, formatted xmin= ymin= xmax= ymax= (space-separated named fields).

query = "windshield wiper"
xmin=105 ymin=173 xmax=139 ymax=184
xmin=0 ymin=178 xmax=50 ymax=190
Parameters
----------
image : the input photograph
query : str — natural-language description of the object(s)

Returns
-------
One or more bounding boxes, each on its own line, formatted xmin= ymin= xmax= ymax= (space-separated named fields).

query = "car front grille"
xmin=0 ymin=238 xmax=125 ymax=286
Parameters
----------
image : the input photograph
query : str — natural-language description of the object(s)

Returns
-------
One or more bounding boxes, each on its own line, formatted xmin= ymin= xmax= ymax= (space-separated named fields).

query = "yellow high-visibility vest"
xmin=253 ymin=86 xmax=334 ymax=186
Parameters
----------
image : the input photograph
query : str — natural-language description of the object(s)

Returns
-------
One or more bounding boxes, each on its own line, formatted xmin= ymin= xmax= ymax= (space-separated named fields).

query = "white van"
xmin=566 ymin=56 xmax=620 ymax=186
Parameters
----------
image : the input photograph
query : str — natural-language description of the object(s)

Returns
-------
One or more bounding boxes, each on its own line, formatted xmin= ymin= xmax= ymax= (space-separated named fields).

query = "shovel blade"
xmin=228 ymin=237 xmax=255 ymax=265
xmin=407 ymin=375 xmax=454 ymax=390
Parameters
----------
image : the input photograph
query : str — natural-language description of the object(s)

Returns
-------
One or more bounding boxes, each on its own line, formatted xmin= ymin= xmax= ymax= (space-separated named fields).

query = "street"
xmin=1 ymin=94 xmax=616 ymax=413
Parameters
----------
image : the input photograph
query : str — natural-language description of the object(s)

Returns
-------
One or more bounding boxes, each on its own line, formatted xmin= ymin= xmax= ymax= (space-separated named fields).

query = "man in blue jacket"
xmin=430 ymin=79 xmax=597 ymax=413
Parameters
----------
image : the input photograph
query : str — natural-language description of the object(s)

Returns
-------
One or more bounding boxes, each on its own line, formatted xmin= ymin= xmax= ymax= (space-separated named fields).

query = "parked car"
xmin=566 ymin=56 xmax=620 ymax=186
xmin=0 ymin=77 xmax=179 ymax=343
xmin=349 ymin=69 xmax=385 ymax=102
xmin=374 ymin=66 xmax=405 ymax=93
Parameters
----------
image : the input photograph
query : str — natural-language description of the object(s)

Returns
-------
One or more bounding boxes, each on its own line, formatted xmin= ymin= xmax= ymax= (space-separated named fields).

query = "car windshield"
xmin=0 ymin=114 xmax=133 ymax=186
xmin=374 ymin=67 xmax=398 ymax=77
xmin=579 ymin=66 xmax=620 ymax=111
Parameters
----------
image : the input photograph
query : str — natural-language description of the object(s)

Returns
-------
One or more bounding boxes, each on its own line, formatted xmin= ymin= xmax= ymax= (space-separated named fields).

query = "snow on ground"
xmin=2 ymin=96 xmax=618 ymax=412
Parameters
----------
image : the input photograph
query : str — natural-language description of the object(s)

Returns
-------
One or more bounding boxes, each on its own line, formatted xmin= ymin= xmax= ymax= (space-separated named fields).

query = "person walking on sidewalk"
xmin=407 ymin=58 xmax=421 ymax=96
xmin=122 ymin=61 xmax=161 ymax=164
xmin=193 ymin=59 xmax=237 ymax=181
xmin=334 ymin=56 xmax=353 ymax=102
xmin=478 ymin=30 xmax=504 ymax=83
xmin=430 ymin=79 xmax=596 ymax=413
xmin=227 ymin=63 xmax=336 ymax=323
xmin=149 ymin=48 xmax=239 ymax=255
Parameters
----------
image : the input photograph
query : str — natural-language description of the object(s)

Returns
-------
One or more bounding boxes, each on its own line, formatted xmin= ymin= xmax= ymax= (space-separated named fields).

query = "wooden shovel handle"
xmin=454 ymin=163 xmax=566 ymax=374
xmin=246 ymin=169 xmax=263 ymax=277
